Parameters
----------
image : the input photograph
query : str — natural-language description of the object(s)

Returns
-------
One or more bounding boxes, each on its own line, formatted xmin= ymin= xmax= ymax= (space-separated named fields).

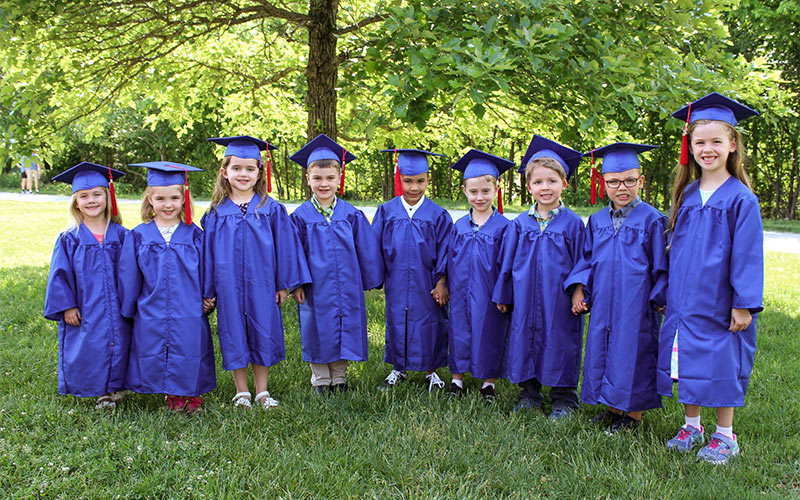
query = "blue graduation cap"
xmin=588 ymin=142 xmax=658 ymax=174
xmin=380 ymin=148 xmax=445 ymax=176
xmin=51 ymin=161 xmax=126 ymax=216
xmin=518 ymin=135 xmax=582 ymax=179
xmin=671 ymin=92 xmax=759 ymax=127
xmin=451 ymin=149 xmax=514 ymax=180
xmin=207 ymin=135 xmax=277 ymax=161
xmin=52 ymin=161 xmax=126 ymax=193
xmin=128 ymin=161 xmax=203 ymax=186
xmin=290 ymin=133 xmax=356 ymax=168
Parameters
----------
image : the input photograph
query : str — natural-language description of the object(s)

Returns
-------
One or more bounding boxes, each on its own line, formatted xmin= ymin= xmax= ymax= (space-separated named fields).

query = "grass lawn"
xmin=0 ymin=200 xmax=799 ymax=498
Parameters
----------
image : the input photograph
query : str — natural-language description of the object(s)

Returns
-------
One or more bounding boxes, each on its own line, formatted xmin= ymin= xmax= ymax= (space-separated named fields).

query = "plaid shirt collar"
xmin=468 ymin=207 xmax=496 ymax=232
xmin=529 ymin=200 xmax=564 ymax=220
xmin=311 ymin=195 xmax=337 ymax=221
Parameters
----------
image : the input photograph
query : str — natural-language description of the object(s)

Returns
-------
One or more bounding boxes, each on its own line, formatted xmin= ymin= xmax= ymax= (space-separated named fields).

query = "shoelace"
xmin=427 ymin=373 xmax=445 ymax=389
xmin=677 ymin=428 xmax=693 ymax=440
xmin=707 ymin=438 xmax=722 ymax=450
xmin=386 ymin=370 xmax=402 ymax=384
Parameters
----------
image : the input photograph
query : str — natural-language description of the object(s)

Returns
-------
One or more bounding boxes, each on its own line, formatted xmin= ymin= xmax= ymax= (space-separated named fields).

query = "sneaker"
xmin=183 ymin=396 xmax=204 ymax=413
xmin=590 ymin=410 xmax=620 ymax=425
xmin=548 ymin=407 xmax=575 ymax=421
xmin=446 ymin=382 xmax=465 ymax=397
xmin=696 ymin=433 xmax=739 ymax=464
xmin=479 ymin=385 xmax=496 ymax=403
xmin=512 ymin=397 xmax=540 ymax=413
xmin=165 ymin=395 xmax=186 ymax=412
xmin=666 ymin=425 xmax=705 ymax=452
xmin=330 ymin=383 xmax=348 ymax=393
xmin=605 ymin=415 xmax=640 ymax=435
xmin=313 ymin=385 xmax=328 ymax=396
xmin=381 ymin=369 xmax=407 ymax=389
xmin=426 ymin=372 xmax=446 ymax=392
xmin=35 ymin=189 xmax=39 ymax=194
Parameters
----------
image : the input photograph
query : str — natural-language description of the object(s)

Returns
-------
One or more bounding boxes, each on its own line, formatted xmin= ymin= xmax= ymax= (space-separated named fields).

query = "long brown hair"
xmin=68 ymin=186 xmax=122 ymax=233
xmin=666 ymin=119 xmax=752 ymax=234
xmin=208 ymin=156 xmax=268 ymax=213
xmin=140 ymin=185 xmax=192 ymax=224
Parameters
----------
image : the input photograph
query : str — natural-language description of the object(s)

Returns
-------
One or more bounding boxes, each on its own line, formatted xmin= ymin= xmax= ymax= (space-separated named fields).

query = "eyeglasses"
xmin=604 ymin=178 xmax=639 ymax=189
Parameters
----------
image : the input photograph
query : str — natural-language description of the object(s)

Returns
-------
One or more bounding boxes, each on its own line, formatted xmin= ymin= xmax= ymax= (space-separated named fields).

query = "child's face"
xmin=148 ymin=185 xmax=184 ymax=225
xmin=74 ymin=187 xmax=107 ymax=221
xmin=603 ymin=169 xmax=643 ymax=209
xmin=400 ymin=173 xmax=429 ymax=204
xmin=306 ymin=165 xmax=340 ymax=205
xmin=527 ymin=165 xmax=567 ymax=210
xmin=690 ymin=121 xmax=737 ymax=176
xmin=462 ymin=176 xmax=497 ymax=214
xmin=222 ymin=156 xmax=260 ymax=195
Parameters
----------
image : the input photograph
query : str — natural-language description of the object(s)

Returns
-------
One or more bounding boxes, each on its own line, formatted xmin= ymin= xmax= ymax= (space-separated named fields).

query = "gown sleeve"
xmin=433 ymin=210 xmax=453 ymax=283
xmin=117 ymin=229 xmax=142 ymax=318
xmin=271 ymin=202 xmax=311 ymax=292
xmin=44 ymin=232 xmax=78 ymax=321
xmin=647 ymin=215 xmax=668 ymax=308
xmin=564 ymin=216 xmax=594 ymax=296
xmin=492 ymin=220 xmax=520 ymax=305
xmin=351 ymin=209 xmax=384 ymax=290
xmin=729 ymin=195 xmax=764 ymax=313
xmin=201 ymin=210 xmax=216 ymax=299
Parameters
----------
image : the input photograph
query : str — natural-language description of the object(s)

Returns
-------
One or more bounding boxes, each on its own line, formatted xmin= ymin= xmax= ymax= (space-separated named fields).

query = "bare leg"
xmin=452 ymin=373 xmax=464 ymax=381
xmin=232 ymin=367 xmax=250 ymax=394
xmin=253 ymin=364 xmax=269 ymax=400
xmin=716 ymin=407 xmax=734 ymax=428
xmin=609 ymin=406 xmax=624 ymax=415
xmin=627 ymin=410 xmax=643 ymax=421
xmin=685 ymin=403 xmax=701 ymax=418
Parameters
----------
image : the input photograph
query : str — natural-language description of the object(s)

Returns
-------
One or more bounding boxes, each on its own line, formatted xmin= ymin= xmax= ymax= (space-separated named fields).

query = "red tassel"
xmin=393 ymin=148 xmax=403 ymax=196
xmin=679 ymin=102 xmax=693 ymax=166
xmin=107 ymin=167 xmax=118 ymax=216
xmin=339 ymin=148 xmax=347 ymax=195
xmin=599 ymin=175 xmax=605 ymax=200
xmin=497 ymin=186 xmax=504 ymax=214
xmin=265 ymin=143 xmax=272 ymax=193
xmin=184 ymin=169 xmax=192 ymax=225
xmin=590 ymin=150 xmax=597 ymax=205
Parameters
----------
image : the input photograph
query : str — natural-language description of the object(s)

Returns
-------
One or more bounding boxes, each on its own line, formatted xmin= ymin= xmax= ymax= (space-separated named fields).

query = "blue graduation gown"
xmin=493 ymin=208 xmax=585 ymax=386
xmin=44 ymin=223 xmax=131 ymax=397
xmin=202 ymin=194 xmax=311 ymax=370
xmin=290 ymin=199 xmax=384 ymax=364
xmin=565 ymin=202 xmax=667 ymax=412
xmin=657 ymin=178 xmax=763 ymax=407
xmin=448 ymin=210 xmax=510 ymax=379
xmin=117 ymin=222 xmax=216 ymax=396
xmin=373 ymin=197 xmax=452 ymax=371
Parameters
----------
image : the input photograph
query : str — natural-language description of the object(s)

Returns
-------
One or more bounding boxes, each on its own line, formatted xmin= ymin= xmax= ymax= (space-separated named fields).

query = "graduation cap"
xmin=671 ymin=92 xmax=759 ymax=166
xmin=380 ymin=149 xmax=446 ymax=197
xmin=207 ymin=135 xmax=278 ymax=192
xmin=290 ymin=134 xmax=357 ymax=195
xmin=585 ymin=143 xmax=658 ymax=204
xmin=129 ymin=161 xmax=203 ymax=225
xmin=518 ymin=135 xmax=582 ymax=180
xmin=451 ymin=149 xmax=514 ymax=214
xmin=51 ymin=161 xmax=126 ymax=216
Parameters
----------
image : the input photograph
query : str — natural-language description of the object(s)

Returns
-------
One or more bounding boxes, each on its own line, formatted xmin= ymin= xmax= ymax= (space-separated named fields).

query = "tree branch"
xmin=335 ymin=14 xmax=388 ymax=35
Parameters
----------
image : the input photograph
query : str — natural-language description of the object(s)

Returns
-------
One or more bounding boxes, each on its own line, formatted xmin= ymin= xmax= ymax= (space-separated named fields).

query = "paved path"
xmin=4 ymin=192 xmax=799 ymax=254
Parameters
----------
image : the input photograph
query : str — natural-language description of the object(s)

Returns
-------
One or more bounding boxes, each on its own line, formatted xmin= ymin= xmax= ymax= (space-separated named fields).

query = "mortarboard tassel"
xmin=497 ymin=185 xmax=504 ymax=214
xmin=183 ymin=170 xmax=192 ymax=226
xmin=339 ymin=148 xmax=347 ymax=195
xmin=107 ymin=167 xmax=119 ymax=216
xmin=590 ymin=150 xmax=598 ymax=205
xmin=679 ymin=102 xmax=693 ymax=166
xmin=393 ymin=148 xmax=403 ymax=196
xmin=265 ymin=142 xmax=273 ymax=192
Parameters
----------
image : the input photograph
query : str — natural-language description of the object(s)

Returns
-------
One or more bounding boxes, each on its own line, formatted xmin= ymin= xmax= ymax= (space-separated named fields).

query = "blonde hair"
xmin=667 ymin=119 xmax=751 ymax=234
xmin=140 ymin=185 xmax=192 ymax=223
xmin=307 ymin=159 xmax=341 ymax=172
xmin=525 ymin=157 xmax=567 ymax=183
xmin=209 ymin=156 xmax=268 ymax=213
xmin=67 ymin=186 xmax=122 ymax=233
xmin=463 ymin=174 xmax=498 ymax=187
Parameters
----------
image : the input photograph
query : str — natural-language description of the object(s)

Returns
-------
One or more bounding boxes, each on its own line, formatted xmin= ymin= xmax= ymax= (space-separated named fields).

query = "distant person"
xmin=288 ymin=134 xmax=384 ymax=394
xmin=24 ymin=150 xmax=42 ymax=193
xmin=44 ymin=162 xmax=130 ymax=410
xmin=18 ymin=157 xmax=27 ymax=193
xmin=658 ymin=93 xmax=763 ymax=464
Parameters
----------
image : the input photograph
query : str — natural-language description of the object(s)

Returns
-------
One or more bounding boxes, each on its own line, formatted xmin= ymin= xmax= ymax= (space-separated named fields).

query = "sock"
xmin=715 ymin=425 xmax=734 ymax=440
xmin=685 ymin=415 xmax=701 ymax=431
xmin=481 ymin=381 xmax=495 ymax=389
xmin=452 ymin=378 xmax=463 ymax=388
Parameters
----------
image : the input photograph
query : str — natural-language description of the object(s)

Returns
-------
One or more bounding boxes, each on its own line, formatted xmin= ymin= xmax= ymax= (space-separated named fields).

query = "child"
xmin=566 ymin=142 xmax=667 ymax=433
xmin=44 ymin=162 xmax=130 ymax=409
xmin=288 ymin=134 xmax=384 ymax=394
xmin=203 ymin=136 xmax=311 ymax=409
xmin=494 ymin=136 xmax=585 ymax=418
xmin=373 ymin=148 xmax=452 ymax=391
xmin=117 ymin=161 xmax=216 ymax=413
xmin=447 ymin=149 xmax=514 ymax=402
xmin=658 ymin=93 xmax=763 ymax=464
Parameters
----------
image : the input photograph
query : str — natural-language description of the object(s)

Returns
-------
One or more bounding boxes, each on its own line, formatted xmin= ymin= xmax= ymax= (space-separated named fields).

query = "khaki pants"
xmin=310 ymin=360 xmax=349 ymax=386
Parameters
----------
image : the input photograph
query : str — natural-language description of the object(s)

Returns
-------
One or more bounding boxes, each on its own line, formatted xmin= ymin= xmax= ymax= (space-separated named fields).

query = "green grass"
xmin=1 ymin=200 xmax=799 ymax=498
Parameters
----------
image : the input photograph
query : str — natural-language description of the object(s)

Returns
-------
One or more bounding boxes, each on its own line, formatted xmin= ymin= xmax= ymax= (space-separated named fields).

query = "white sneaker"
xmin=426 ymin=372 xmax=445 ymax=392
xmin=382 ymin=369 xmax=407 ymax=389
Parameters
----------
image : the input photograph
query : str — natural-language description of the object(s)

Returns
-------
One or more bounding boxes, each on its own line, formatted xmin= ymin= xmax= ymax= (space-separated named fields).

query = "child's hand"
xmin=276 ymin=289 xmax=289 ymax=306
xmin=496 ymin=304 xmax=509 ymax=314
xmin=202 ymin=297 xmax=216 ymax=314
xmin=655 ymin=305 xmax=666 ymax=314
xmin=64 ymin=307 xmax=81 ymax=326
xmin=729 ymin=307 xmax=752 ymax=333
xmin=431 ymin=277 xmax=449 ymax=307
xmin=291 ymin=286 xmax=306 ymax=304
xmin=571 ymin=285 xmax=589 ymax=315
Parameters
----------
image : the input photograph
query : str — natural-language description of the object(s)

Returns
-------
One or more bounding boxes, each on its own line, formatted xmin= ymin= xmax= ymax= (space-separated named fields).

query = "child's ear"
xmin=729 ymin=139 xmax=737 ymax=154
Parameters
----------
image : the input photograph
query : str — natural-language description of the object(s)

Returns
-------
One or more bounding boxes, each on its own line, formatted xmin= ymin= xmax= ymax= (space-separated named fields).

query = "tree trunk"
xmin=306 ymin=0 xmax=339 ymax=141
